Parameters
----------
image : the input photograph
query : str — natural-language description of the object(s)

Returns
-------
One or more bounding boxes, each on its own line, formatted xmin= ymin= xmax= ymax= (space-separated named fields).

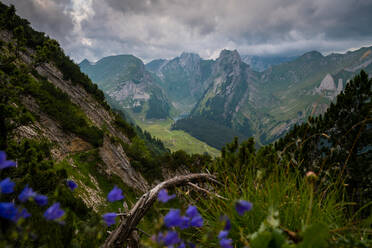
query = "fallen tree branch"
xmin=103 ymin=173 xmax=218 ymax=248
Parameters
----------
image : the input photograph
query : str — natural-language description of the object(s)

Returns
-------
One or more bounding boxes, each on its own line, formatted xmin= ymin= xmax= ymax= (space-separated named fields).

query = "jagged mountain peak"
xmin=217 ymin=49 xmax=242 ymax=67
xmin=79 ymin=58 xmax=91 ymax=65
xmin=180 ymin=51 xmax=200 ymax=59
xmin=145 ymin=59 xmax=168 ymax=72
xmin=219 ymin=49 xmax=241 ymax=59
xmin=179 ymin=52 xmax=201 ymax=67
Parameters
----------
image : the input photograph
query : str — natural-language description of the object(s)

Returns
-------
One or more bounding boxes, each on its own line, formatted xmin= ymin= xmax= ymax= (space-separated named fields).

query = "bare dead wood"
xmin=103 ymin=173 xmax=217 ymax=248
xmin=187 ymin=182 xmax=228 ymax=200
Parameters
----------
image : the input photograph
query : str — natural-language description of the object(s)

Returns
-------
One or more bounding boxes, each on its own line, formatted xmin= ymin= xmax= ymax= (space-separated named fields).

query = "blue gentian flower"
xmin=185 ymin=205 xmax=199 ymax=218
xmin=179 ymin=216 xmax=190 ymax=229
xmin=103 ymin=212 xmax=117 ymax=226
xmin=163 ymin=231 xmax=180 ymax=246
xmin=107 ymin=186 xmax=124 ymax=202
xmin=35 ymin=194 xmax=48 ymax=206
xmin=153 ymin=232 xmax=164 ymax=244
xmin=157 ymin=189 xmax=176 ymax=203
xmin=190 ymin=214 xmax=203 ymax=227
xmin=235 ymin=200 xmax=252 ymax=215
xmin=186 ymin=205 xmax=203 ymax=227
xmin=66 ymin=180 xmax=78 ymax=191
xmin=0 ymin=151 xmax=16 ymax=170
xmin=218 ymin=225 xmax=232 ymax=248
xmin=164 ymin=209 xmax=183 ymax=228
xmin=14 ymin=208 xmax=31 ymax=222
xmin=43 ymin=203 xmax=65 ymax=220
xmin=0 ymin=177 xmax=15 ymax=194
xmin=18 ymin=185 xmax=36 ymax=202
xmin=219 ymin=238 xmax=233 ymax=248
xmin=218 ymin=230 xmax=229 ymax=240
xmin=19 ymin=208 xmax=31 ymax=219
xmin=0 ymin=202 xmax=17 ymax=221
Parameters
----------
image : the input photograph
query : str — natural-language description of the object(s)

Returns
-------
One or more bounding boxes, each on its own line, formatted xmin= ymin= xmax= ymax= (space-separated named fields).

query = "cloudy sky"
xmin=4 ymin=0 xmax=372 ymax=63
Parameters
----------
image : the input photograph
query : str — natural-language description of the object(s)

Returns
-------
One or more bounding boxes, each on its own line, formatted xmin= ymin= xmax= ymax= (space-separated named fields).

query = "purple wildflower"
xmin=18 ymin=185 xmax=36 ymax=202
xmin=219 ymin=238 xmax=233 ymax=248
xmin=164 ymin=209 xmax=183 ymax=228
xmin=35 ymin=194 xmax=48 ymax=206
xmin=163 ymin=231 xmax=180 ymax=246
xmin=235 ymin=200 xmax=253 ymax=216
xmin=102 ymin=212 xmax=117 ymax=226
xmin=186 ymin=205 xmax=203 ymax=227
xmin=190 ymin=214 xmax=203 ymax=227
xmin=179 ymin=216 xmax=190 ymax=229
xmin=218 ymin=230 xmax=229 ymax=240
xmin=0 ymin=151 xmax=16 ymax=170
xmin=107 ymin=186 xmax=124 ymax=202
xmin=157 ymin=189 xmax=176 ymax=203
xmin=185 ymin=205 xmax=199 ymax=218
xmin=0 ymin=177 xmax=15 ymax=194
xmin=153 ymin=232 xmax=164 ymax=244
xmin=43 ymin=203 xmax=65 ymax=221
xmin=0 ymin=202 xmax=17 ymax=221
xmin=66 ymin=180 xmax=78 ymax=191
xmin=14 ymin=208 xmax=31 ymax=222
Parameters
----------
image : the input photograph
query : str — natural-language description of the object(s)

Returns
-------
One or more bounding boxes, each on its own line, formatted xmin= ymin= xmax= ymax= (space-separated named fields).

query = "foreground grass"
xmin=141 ymin=141 xmax=371 ymax=248
xmin=135 ymin=117 xmax=220 ymax=157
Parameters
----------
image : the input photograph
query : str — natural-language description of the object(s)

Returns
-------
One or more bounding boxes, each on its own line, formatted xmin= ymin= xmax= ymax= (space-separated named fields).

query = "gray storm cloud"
xmin=3 ymin=0 xmax=372 ymax=62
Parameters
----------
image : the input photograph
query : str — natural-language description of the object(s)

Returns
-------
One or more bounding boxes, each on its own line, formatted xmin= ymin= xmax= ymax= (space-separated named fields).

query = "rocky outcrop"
xmin=315 ymin=73 xmax=344 ymax=100
xmin=317 ymin=74 xmax=336 ymax=91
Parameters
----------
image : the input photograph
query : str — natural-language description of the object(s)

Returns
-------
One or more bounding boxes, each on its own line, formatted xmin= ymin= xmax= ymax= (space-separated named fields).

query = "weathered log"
xmin=103 ymin=173 xmax=217 ymax=248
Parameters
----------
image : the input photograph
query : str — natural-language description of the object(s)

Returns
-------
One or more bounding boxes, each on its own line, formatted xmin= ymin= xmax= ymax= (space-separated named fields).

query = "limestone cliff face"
xmin=314 ymin=73 xmax=344 ymax=100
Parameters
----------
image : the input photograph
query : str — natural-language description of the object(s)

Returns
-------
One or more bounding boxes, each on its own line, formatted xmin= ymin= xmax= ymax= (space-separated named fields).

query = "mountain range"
xmin=1 ymin=3 xmax=371 ymax=246
xmin=80 ymin=46 xmax=372 ymax=149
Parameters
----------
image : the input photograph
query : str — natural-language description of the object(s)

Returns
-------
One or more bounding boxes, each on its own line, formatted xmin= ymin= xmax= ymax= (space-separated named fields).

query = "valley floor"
xmin=134 ymin=117 xmax=220 ymax=157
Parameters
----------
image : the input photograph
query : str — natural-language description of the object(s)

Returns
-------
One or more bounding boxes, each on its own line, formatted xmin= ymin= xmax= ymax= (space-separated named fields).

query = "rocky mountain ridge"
xmin=241 ymin=54 xmax=297 ymax=72
xmin=146 ymin=52 xmax=214 ymax=114
xmin=80 ymin=55 xmax=171 ymax=119
xmin=80 ymin=45 xmax=372 ymax=148
xmin=178 ymin=46 xmax=372 ymax=147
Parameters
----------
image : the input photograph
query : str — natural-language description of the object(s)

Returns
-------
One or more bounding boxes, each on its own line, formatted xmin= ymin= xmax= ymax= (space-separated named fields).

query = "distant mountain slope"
xmin=80 ymin=54 xmax=223 ymax=155
xmin=146 ymin=52 xmax=214 ymax=114
xmin=80 ymin=55 xmax=171 ymax=119
xmin=175 ymin=47 xmax=372 ymax=148
xmin=145 ymin=58 xmax=168 ymax=72
xmin=241 ymin=55 xmax=297 ymax=72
